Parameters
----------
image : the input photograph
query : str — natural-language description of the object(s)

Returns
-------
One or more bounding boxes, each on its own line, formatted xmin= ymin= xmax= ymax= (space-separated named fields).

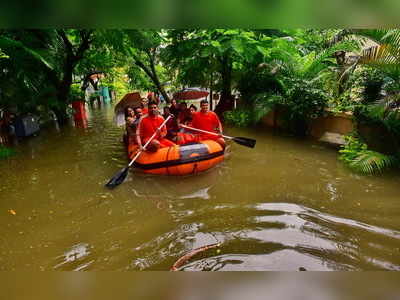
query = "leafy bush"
xmin=224 ymin=93 xmax=276 ymax=127
xmin=69 ymin=83 xmax=84 ymax=102
xmin=224 ymin=109 xmax=253 ymax=127
xmin=288 ymin=79 xmax=327 ymax=117
xmin=339 ymin=134 xmax=399 ymax=174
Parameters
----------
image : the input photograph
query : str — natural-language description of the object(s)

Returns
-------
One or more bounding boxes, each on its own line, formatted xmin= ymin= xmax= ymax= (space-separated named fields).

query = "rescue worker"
xmin=136 ymin=101 xmax=175 ymax=152
xmin=191 ymin=100 xmax=225 ymax=148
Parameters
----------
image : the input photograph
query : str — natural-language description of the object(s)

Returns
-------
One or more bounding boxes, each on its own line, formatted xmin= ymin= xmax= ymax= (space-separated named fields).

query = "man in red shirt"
xmin=191 ymin=100 xmax=225 ymax=148
xmin=136 ymin=101 xmax=175 ymax=152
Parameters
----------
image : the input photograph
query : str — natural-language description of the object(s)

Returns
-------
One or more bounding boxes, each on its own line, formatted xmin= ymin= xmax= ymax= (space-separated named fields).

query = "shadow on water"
xmin=0 ymin=104 xmax=399 ymax=271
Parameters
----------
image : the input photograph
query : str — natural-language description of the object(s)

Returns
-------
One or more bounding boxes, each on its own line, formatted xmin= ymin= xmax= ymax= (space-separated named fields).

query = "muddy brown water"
xmin=0 ymin=104 xmax=399 ymax=271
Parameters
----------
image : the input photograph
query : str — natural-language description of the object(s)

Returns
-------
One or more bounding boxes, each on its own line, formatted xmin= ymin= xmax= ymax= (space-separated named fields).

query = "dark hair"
xmin=134 ymin=107 xmax=142 ymax=114
xmin=189 ymin=104 xmax=197 ymax=111
xmin=200 ymin=100 xmax=208 ymax=105
xmin=148 ymin=100 xmax=158 ymax=107
xmin=124 ymin=106 xmax=134 ymax=118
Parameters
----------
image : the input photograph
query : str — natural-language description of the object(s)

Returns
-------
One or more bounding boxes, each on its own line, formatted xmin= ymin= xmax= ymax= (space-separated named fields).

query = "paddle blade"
xmin=232 ymin=137 xmax=256 ymax=148
xmin=105 ymin=167 xmax=129 ymax=189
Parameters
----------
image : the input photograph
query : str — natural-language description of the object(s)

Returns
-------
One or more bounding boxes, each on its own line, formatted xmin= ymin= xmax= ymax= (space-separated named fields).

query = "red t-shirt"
xmin=137 ymin=114 xmax=167 ymax=142
xmin=192 ymin=111 xmax=221 ymax=133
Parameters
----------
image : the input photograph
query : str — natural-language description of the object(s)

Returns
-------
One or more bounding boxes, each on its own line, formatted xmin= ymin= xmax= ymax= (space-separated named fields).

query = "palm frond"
xmin=0 ymin=36 xmax=55 ymax=71
xmin=349 ymin=150 xmax=399 ymax=174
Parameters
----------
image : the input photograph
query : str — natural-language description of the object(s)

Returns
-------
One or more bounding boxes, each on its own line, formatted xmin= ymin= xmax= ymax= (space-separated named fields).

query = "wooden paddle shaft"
xmin=128 ymin=115 xmax=172 ymax=167
xmin=180 ymin=124 xmax=232 ymax=140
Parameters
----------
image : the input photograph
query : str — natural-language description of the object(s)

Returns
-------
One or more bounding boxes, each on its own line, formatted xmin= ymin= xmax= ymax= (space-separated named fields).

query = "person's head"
xmin=125 ymin=106 xmax=134 ymax=118
xmin=134 ymin=107 xmax=143 ymax=118
xmin=200 ymin=100 xmax=209 ymax=113
xmin=163 ymin=106 xmax=170 ymax=115
xmin=171 ymin=99 xmax=177 ymax=106
xmin=141 ymin=98 xmax=148 ymax=106
xmin=148 ymin=101 xmax=158 ymax=116
xmin=189 ymin=104 xmax=197 ymax=114
xmin=180 ymin=102 xmax=187 ymax=109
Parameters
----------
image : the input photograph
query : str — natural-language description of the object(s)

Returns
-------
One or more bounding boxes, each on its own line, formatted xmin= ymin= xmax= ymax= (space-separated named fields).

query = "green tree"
xmin=0 ymin=29 xmax=93 ymax=120
xmin=163 ymin=29 xmax=273 ymax=115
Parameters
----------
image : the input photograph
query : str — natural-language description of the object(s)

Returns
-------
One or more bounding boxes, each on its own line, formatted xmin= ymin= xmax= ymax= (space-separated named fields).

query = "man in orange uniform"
xmin=191 ymin=100 xmax=225 ymax=148
xmin=136 ymin=101 xmax=175 ymax=152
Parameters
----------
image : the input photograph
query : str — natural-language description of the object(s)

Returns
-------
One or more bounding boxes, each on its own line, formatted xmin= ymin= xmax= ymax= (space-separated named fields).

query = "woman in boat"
xmin=125 ymin=106 xmax=142 ymax=145
xmin=188 ymin=104 xmax=197 ymax=126
xmin=169 ymin=99 xmax=180 ymax=118
xmin=177 ymin=102 xmax=191 ymax=126
xmin=176 ymin=104 xmax=198 ymax=145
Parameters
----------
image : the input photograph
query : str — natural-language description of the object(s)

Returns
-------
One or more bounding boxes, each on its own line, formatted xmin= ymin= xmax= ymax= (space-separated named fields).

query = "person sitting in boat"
xmin=136 ymin=101 xmax=176 ymax=152
xmin=191 ymin=100 xmax=225 ymax=149
xmin=177 ymin=102 xmax=190 ymax=126
xmin=188 ymin=104 xmax=197 ymax=126
xmin=124 ymin=106 xmax=135 ymax=144
xmin=140 ymin=98 xmax=149 ymax=115
xmin=169 ymin=99 xmax=180 ymax=118
xmin=162 ymin=106 xmax=178 ymax=141
xmin=175 ymin=104 xmax=199 ymax=145
xmin=126 ymin=107 xmax=143 ymax=145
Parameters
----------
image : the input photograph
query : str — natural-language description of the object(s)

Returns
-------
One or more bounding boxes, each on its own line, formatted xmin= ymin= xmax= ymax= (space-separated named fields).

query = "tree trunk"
xmin=214 ymin=54 xmax=234 ymax=118
xmin=134 ymin=54 xmax=171 ymax=104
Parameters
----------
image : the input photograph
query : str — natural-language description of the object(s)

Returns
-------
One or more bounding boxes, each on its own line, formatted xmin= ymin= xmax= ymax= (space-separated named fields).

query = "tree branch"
xmin=57 ymin=29 xmax=73 ymax=56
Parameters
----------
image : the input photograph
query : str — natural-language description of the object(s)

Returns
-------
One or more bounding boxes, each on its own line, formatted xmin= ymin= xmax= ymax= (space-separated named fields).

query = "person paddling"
xmin=191 ymin=100 xmax=225 ymax=149
xmin=136 ymin=101 xmax=175 ymax=152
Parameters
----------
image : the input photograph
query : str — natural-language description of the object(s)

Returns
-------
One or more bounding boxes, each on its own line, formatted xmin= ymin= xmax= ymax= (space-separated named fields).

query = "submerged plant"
xmin=339 ymin=134 xmax=399 ymax=174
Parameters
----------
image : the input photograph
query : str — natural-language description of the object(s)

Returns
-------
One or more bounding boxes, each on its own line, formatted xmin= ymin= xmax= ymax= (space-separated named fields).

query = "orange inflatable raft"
xmin=127 ymin=140 xmax=224 ymax=175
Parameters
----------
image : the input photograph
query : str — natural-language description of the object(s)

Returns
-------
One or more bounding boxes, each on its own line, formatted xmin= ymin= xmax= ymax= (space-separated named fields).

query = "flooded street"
xmin=1 ymin=104 xmax=399 ymax=271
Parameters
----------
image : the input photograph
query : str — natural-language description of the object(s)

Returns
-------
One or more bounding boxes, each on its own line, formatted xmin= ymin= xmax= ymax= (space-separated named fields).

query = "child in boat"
xmin=136 ymin=101 xmax=175 ymax=152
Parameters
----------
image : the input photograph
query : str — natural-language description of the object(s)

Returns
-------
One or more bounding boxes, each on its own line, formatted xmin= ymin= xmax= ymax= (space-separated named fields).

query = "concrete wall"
xmin=309 ymin=111 xmax=354 ymax=139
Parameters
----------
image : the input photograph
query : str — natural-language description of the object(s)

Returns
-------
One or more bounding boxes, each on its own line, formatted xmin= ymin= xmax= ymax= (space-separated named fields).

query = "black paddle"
xmin=180 ymin=124 xmax=256 ymax=148
xmin=105 ymin=115 xmax=173 ymax=189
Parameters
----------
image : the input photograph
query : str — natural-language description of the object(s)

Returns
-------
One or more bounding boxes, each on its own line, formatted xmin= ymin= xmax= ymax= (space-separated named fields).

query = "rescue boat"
xmin=126 ymin=140 xmax=224 ymax=175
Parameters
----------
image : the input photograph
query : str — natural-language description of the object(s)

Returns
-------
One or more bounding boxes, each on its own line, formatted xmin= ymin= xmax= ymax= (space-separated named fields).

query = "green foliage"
xmin=0 ymin=145 xmax=15 ymax=159
xmin=69 ymin=83 xmax=84 ymax=102
xmin=339 ymin=134 xmax=399 ymax=174
xmin=224 ymin=109 xmax=253 ymax=127
xmin=224 ymin=93 xmax=275 ymax=127
xmin=0 ymin=48 xmax=8 ymax=59
xmin=282 ymin=78 xmax=328 ymax=120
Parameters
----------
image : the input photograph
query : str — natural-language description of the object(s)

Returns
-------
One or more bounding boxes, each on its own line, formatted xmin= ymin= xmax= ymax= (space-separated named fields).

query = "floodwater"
xmin=0 ymin=104 xmax=399 ymax=271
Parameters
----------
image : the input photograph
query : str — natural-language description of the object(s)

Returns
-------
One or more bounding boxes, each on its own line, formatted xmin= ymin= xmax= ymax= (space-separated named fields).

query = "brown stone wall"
xmin=309 ymin=112 xmax=354 ymax=139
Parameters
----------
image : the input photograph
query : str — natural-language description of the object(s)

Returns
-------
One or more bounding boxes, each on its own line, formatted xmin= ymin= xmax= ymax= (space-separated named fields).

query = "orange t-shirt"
xmin=192 ymin=111 xmax=221 ymax=132
xmin=137 ymin=114 xmax=167 ymax=143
